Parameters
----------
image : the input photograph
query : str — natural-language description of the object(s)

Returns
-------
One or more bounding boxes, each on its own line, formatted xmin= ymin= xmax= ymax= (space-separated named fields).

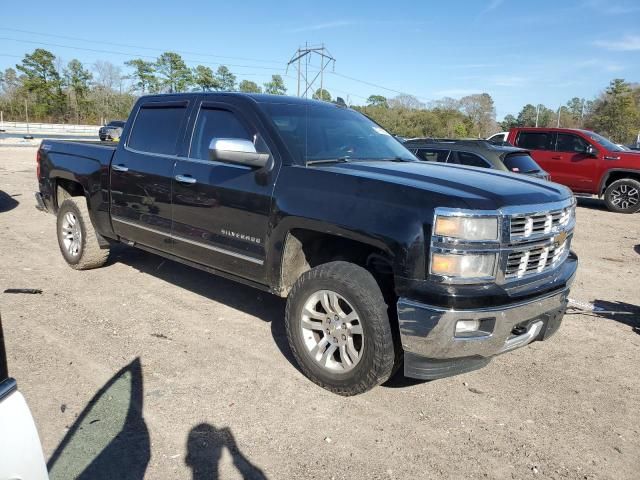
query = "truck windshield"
xmin=581 ymin=130 xmax=625 ymax=152
xmin=260 ymin=102 xmax=415 ymax=164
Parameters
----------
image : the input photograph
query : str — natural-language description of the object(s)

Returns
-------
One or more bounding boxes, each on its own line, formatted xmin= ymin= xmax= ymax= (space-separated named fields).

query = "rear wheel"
xmin=56 ymin=197 xmax=110 ymax=269
xmin=604 ymin=178 xmax=640 ymax=213
xmin=285 ymin=261 xmax=396 ymax=396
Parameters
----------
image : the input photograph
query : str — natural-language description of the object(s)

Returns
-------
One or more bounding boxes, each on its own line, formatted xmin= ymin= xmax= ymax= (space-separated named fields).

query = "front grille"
xmin=505 ymin=239 xmax=569 ymax=279
xmin=510 ymin=207 xmax=572 ymax=240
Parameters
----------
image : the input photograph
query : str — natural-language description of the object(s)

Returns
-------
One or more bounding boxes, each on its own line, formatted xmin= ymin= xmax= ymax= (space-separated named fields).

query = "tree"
xmin=588 ymin=79 xmax=639 ymax=143
xmin=125 ymin=59 xmax=157 ymax=94
xmin=192 ymin=65 xmax=217 ymax=91
xmin=0 ymin=68 xmax=19 ymax=95
xmin=263 ymin=75 xmax=287 ymax=95
xmin=16 ymin=48 xmax=65 ymax=119
xmin=238 ymin=80 xmax=262 ymax=93
xmin=312 ymin=88 xmax=331 ymax=101
xmin=388 ymin=94 xmax=424 ymax=110
xmin=156 ymin=52 xmax=192 ymax=93
xmin=500 ymin=114 xmax=518 ymax=131
xmin=366 ymin=94 xmax=388 ymax=108
xmin=459 ymin=93 xmax=496 ymax=137
xmin=516 ymin=104 xmax=537 ymax=127
xmin=93 ymin=60 xmax=122 ymax=91
xmin=65 ymin=59 xmax=92 ymax=99
xmin=214 ymin=66 xmax=236 ymax=91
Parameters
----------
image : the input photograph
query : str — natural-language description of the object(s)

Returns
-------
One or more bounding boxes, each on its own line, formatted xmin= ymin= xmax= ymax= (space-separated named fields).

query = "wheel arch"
xmin=598 ymin=169 xmax=640 ymax=196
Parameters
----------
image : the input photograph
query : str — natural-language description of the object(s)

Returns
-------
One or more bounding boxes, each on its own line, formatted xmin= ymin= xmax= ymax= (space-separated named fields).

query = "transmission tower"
xmin=286 ymin=43 xmax=336 ymax=98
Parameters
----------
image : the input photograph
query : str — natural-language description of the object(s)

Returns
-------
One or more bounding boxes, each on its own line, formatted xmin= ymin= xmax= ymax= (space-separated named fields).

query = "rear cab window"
xmin=127 ymin=101 xmax=188 ymax=155
xmin=516 ymin=131 xmax=554 ymax=151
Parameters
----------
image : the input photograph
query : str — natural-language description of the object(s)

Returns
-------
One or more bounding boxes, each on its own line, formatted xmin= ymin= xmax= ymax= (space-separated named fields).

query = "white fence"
xmin=0 ymin=121 xmax=99 ymax=135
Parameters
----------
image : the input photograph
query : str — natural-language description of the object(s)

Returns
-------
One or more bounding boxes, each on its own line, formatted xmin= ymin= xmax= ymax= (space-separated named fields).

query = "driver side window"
xmin=555 ymin=133 xmax=589 ymax=153
xmin=190 ymin=107 xmax=253 ymax=161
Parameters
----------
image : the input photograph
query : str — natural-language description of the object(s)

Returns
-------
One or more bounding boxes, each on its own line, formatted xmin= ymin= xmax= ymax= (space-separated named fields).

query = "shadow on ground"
xmin=592 ymin=299 xmax=640 ymax=330
xmin=108 ymin=246 xmax=295 ymax=367
xmin=634 ymin=245 xmax=640 ymax=256
xmin=186 ymin=423 xmax=267 ymax=480
xmin=0 ymin=190 xmax=19 ymax=213
xmin=47 ymin=358 xmax=150 ymax=480
xmin=47 ymin=357 xmax=267 ymax=479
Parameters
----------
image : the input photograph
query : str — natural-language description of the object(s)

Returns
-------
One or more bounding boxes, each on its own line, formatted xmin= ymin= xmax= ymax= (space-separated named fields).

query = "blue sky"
xmin=1 ymin=0 xmax=639 ymax=119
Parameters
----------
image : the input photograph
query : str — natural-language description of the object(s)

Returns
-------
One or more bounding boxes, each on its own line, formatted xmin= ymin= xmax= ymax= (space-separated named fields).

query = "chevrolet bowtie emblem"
xmin=554 ymin=230 xmax=568 ymax=246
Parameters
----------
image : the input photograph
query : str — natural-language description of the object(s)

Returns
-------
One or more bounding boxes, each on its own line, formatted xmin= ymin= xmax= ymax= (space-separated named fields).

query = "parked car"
xmin=507 ymin=127 xmax=640 ymax=213
xmin=403 ymin=138 xmax=549 ymax=180
xmin=0 ymin=315 xmax=49 ymax=479
xmin=99 ymin=120 xmax=125 ymax=141
xmin=487 ymin=131 xmax=508 ymax=143
xmin=35 ymin=93 xmax=577 ymax=395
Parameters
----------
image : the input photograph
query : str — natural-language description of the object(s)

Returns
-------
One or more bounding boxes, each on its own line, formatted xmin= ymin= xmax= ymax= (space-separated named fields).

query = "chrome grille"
xmin=510 ymin=207 xmax=572 ymax=240
xmin=505 ymin=239 xmax=570 ymax=279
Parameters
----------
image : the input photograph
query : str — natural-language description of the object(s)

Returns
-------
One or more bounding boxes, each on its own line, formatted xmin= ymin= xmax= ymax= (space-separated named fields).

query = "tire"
xmin=56 ymin=197 xmax=110 ymax=270
xmin=604 ymin=178 xmax=640 ymax=213
xmin=285 ymin=261 xmax=396 ymax=396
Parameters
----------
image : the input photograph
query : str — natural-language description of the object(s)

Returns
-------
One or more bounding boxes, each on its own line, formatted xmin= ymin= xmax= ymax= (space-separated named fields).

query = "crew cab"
xmin=508 ymin=127 xmax=640 ymax=213
xmin=35 ymin=93 xmax=578 ymax=395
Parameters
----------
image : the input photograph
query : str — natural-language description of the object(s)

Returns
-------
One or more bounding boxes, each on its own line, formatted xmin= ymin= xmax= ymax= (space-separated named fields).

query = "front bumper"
xmin=398 ymin=285 xmax=571 ymax=380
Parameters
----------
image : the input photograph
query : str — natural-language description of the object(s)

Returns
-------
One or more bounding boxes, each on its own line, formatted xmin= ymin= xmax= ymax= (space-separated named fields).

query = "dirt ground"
xmin=1 ymin=146 xmax=639 ymax=480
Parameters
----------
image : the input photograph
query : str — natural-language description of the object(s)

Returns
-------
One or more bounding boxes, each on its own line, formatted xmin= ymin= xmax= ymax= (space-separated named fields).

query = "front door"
xmin=110 ymin=99 xmax=191 ymax=251
xmin=170 ymin=100 xmax=277 ymax=283
xmin=553 ymin=133 xmax=599 ymax=192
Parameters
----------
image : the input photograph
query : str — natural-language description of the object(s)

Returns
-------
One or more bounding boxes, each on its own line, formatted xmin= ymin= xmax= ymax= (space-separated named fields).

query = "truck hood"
xmin=322 ymin=160 xmax=572 ymax=210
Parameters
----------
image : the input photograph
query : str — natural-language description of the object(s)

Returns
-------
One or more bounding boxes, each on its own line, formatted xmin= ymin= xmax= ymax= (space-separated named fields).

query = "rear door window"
xmin=503 ymin=153 xmax=541 ymax=173
xmin=555 ymin=133 xmax=589 ymax=153
xmin=449 ymin=151 xmax=491 ymax=168
xmin=516 ymin=132 xmax=554 ymax=151
xmin=128 ymin=102 xmax=188 ymax=155
xmin=415 ymin=148 xmax=450 ymax=162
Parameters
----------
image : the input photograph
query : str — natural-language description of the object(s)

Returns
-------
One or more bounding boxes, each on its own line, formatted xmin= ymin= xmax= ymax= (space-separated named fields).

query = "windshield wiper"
xmin=306 ymin=157 xmax=351 ymax=165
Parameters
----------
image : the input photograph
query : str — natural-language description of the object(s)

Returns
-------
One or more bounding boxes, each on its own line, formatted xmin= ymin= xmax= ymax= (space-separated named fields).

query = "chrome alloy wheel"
xmin=610 ymin=183 xmax=639 ymax=210
xmin=300 ymin=290 xmax=364 ymax=372
xmin=61 ymin=211 xmax=82 ymax=257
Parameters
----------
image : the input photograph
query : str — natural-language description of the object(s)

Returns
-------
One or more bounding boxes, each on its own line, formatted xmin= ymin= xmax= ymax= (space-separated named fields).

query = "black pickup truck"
xmin=35 ymin=93 xmax=578 ymax=395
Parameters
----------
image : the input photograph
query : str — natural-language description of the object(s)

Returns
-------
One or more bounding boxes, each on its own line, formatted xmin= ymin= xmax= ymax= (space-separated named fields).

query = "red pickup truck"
xmin=507 ymin=127 xmax=640 ymax=213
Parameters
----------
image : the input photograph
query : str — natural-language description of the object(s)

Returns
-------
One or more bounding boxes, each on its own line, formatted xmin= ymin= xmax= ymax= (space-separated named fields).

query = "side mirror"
xmin=585 ymin=145 xmax=598 ymax=157
xmin=208 ymin=138 xmax=270 ymax=168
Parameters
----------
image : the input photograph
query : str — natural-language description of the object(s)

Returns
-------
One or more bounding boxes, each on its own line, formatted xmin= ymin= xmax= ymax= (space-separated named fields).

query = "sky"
xmin=1 ymin=0 xmax=639 ymax=119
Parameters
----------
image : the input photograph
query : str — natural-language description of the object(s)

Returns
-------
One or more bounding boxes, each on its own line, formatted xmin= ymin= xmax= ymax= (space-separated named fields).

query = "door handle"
xmin=551 ymin=156 xmax=563 ymax=160
xmin=112 ymin=164 xmax=129 ymax=172
xmin=175 ymin=174 xmax=197 ymax=185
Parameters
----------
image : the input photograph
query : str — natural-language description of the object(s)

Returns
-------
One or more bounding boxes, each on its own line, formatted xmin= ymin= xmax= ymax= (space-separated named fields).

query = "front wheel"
xmin=285 ymin=261 xmax=396 ymax=396
xmin=604 ymin=178 xmax=640 ymax=213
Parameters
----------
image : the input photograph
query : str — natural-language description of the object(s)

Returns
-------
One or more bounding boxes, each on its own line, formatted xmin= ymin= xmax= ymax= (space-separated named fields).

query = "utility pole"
xmin=535 ymin=104 xmax=540 ymax=127
xmin=287 ymin=44 xmax=336 ymax=99
xmin=556 ymin=106 xmax=562 ymax=127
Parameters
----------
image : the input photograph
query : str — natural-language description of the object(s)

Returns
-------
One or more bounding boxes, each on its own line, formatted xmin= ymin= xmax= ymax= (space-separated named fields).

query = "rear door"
xmin=513 ymin=130 xmax=557 ymax=180
xmin=170 ymin=99 xmax=277 ymax=283
xmin=553 ymin=132 xmax=599 ymax=191
xmin=110 ymin=99 xmax=191 ymax=251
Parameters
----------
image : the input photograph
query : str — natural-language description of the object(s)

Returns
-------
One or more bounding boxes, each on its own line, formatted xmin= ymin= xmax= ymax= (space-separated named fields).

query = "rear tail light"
xmin=36 ymin=149 xmax=42 ymax=179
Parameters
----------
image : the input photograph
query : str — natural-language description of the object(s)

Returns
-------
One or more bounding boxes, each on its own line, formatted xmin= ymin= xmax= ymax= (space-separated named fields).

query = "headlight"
xmin=434 ymin=215 xmax=498 ymax=241
xmin=431 ymin=252 xmax=497 ymax=278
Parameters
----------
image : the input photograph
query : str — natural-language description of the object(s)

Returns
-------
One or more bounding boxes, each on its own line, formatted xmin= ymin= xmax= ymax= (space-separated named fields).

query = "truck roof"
xmin=138 ymin=91 xmax=336 ymax=107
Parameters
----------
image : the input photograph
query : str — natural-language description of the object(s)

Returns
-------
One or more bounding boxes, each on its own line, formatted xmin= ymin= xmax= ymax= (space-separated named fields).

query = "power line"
xmin=0 ymin=37 xmax=287 ymax=74
xmin=0 ymin=26 xmax=285 ymax=66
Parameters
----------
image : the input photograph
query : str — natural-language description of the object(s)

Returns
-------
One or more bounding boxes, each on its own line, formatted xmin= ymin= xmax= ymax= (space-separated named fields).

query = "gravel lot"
xmin=1 ymin=146 xmax=639 ymax=479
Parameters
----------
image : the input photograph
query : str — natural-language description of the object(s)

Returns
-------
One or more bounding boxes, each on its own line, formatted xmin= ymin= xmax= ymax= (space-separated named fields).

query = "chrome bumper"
xmin=397 ymin=287 xmax=570 ymax=360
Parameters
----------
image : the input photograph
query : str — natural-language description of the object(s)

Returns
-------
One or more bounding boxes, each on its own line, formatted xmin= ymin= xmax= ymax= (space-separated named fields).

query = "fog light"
xmin=455 ymin=319 xmax=481 ymax=334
